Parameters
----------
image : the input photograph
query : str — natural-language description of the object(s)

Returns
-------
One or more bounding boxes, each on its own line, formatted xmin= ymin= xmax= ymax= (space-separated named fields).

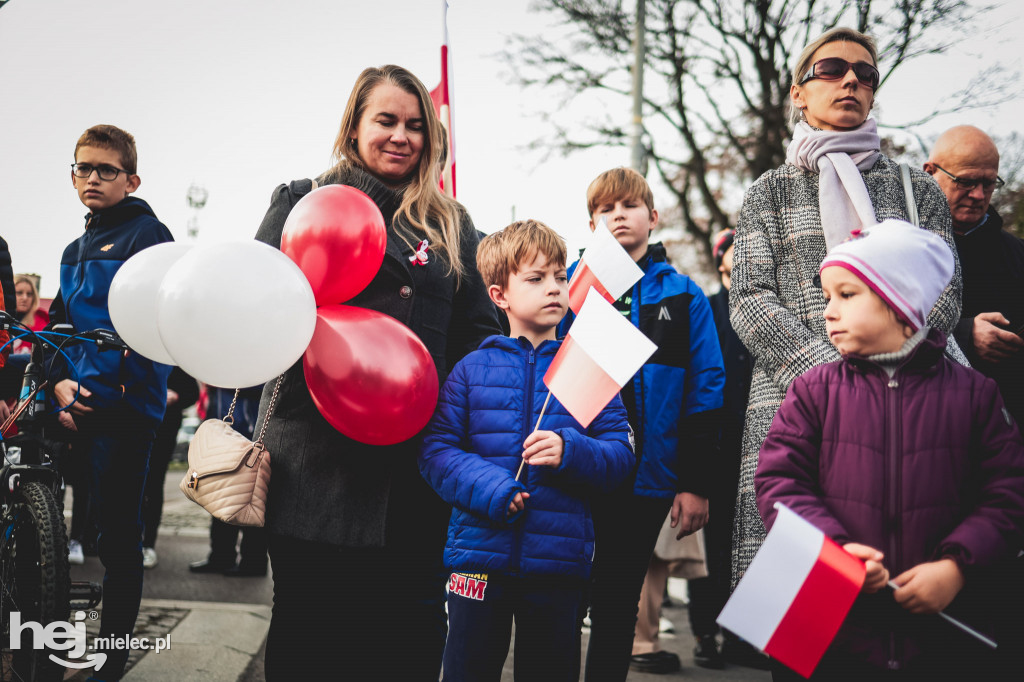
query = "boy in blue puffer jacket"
xmin=51 ymin=124 xmax=174 ymax=682
xmin=420 ymin=219 xmax=635 ymax=682
xmin=563 ymin=167 xmax=725 ymax=678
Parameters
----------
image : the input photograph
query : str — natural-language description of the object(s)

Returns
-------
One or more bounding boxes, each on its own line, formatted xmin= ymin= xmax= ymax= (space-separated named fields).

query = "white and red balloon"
xmin=108 ymin=184 xmax=440 ymax=443
xmin=303 ymin=305 xmax=438 ymax=446
xmin=109 ymin=242 xmax=194 ymax=365
xmin=157 ymin=240 xmax=316 ymax=388
xmin=281 ymin=185 xmax=386 ymax=307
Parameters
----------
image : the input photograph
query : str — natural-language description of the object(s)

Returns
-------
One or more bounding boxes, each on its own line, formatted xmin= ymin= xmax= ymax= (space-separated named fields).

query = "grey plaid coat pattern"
xmin=728 ymin=155 xmax=967 ymax=585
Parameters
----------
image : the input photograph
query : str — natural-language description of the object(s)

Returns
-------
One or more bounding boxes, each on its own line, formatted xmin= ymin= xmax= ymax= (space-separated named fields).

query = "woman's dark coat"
xmin=254 ymin=164 xmax=501 ymax=551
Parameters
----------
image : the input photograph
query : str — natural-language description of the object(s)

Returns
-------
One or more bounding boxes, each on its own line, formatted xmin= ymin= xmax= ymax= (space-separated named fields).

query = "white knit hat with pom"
xmin=819 ymin=219 xmax=954 ymax=331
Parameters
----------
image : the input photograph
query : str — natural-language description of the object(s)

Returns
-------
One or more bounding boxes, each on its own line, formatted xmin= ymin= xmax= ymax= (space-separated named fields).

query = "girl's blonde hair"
xmin=330 ymin=65 xmax=465 ymax=282
xmin=14 ymin=274 xmax=40 ymax=326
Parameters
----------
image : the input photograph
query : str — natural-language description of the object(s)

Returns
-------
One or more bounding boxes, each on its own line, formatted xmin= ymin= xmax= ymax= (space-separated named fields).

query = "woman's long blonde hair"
xmin=14 ymin=274 xmax=40 ymax=327
xmin=330 ymin=65 xmax=464 ymax=282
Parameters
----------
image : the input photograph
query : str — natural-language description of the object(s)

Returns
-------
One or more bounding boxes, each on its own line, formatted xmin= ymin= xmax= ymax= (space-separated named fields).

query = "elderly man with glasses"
xmin=925 ymin=126 xmax=1024 ymax=423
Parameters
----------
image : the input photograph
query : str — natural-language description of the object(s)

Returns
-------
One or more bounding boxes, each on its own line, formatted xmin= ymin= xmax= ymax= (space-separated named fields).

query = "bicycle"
xmin=0 ymin=312 xmax=125 ymax=681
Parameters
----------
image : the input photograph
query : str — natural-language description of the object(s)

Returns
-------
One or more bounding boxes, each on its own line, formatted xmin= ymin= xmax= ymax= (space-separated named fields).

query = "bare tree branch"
xmin=504 ymin=0 xmax=1012 ymax=272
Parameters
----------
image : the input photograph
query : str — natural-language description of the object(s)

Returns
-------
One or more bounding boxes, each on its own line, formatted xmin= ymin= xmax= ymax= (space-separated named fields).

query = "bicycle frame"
xmin=1 ymin=334 xmax=65 ymax=499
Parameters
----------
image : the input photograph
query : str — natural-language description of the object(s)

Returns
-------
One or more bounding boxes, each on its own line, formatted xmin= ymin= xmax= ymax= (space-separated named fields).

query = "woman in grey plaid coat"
xmin=728 ymin=28 xmax=966 ymax=586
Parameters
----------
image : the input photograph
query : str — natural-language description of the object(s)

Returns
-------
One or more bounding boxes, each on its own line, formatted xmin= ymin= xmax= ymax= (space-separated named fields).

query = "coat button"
xmin=399 ymin=285 xmax=413 ymax=299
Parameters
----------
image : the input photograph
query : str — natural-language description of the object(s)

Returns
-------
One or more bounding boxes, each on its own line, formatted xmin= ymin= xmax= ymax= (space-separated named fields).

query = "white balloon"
xmin=108 ymin=242 xmax=194 ymax=364
xmin=157 ymin=240 xmax=317 ymax=388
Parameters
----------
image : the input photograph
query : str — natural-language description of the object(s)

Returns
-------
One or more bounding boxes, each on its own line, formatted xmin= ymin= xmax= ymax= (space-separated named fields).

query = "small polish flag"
xmin=567 ymin=218 xmax=644 ymax=314
xmin=717 ymin=503 xmax=866 ymax=678
xmin=545 ymin=289 xmax=657 ymax=427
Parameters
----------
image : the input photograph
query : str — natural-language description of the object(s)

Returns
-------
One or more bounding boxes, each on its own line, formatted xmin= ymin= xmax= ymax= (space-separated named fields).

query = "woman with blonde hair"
xmin=12 ymin=274 xmax=48 ymax=353
xmin=254 ymin=64 xmax=500 ymax=680
xmin=729 ymin=28 xmax=966 ymax=593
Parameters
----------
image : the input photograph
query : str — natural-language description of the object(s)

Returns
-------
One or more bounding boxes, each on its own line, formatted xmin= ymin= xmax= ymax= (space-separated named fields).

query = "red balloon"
xmin=281 ymin=185 xmax=387 ymax=307
xmin=303 ymin=305 xmax=439 ymax=446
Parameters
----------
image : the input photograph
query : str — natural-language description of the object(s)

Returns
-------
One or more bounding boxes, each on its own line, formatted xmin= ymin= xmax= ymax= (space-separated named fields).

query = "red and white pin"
xmin=409 ymin=240 xmax=430 ymax=266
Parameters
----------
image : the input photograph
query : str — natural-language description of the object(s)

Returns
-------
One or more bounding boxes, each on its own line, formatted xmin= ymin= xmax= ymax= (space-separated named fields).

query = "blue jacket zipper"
xmin=65 ymin=214 xmax=99 ymax=328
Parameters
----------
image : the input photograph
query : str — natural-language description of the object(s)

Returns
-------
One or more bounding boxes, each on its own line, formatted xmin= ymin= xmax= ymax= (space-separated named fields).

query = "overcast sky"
xmin=1 ymin=0 xmax=1020 ymax=296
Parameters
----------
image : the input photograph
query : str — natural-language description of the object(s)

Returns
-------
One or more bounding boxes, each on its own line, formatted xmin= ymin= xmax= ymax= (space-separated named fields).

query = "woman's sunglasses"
xmin=799 ymin=58 xmax=880 ymax=90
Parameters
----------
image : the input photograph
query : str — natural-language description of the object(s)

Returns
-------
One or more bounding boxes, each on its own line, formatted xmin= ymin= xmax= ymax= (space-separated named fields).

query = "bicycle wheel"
xmin=0 ymin=481 xmax=71 ymax=682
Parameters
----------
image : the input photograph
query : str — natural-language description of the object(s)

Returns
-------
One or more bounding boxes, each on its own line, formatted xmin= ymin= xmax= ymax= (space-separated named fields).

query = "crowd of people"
xmin=2 ymin=23 xmax=1022 ymax=682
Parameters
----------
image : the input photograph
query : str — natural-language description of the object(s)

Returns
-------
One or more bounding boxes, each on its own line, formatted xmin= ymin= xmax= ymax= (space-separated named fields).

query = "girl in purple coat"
xmin=756 ymin=220 xmax=1024 ymax=680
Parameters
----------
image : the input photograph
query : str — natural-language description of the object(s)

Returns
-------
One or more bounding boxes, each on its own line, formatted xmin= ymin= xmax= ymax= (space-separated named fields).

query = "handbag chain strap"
xmin=255 ymin=375 xmax=284 ymax=447
xmin=221 ymin=374 xmax=285 ymax=448
xmin=224 ymin=391 xmax=240 ymax=425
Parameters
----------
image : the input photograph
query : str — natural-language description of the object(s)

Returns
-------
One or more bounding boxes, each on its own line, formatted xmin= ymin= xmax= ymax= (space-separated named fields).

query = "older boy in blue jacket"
xmin=420 ymin=220 xmax=634 ymax=682
xmin=562 ymin=168 xmax=725 ymax=679
xmin=51 ymin=125 xmax=173 ymax=681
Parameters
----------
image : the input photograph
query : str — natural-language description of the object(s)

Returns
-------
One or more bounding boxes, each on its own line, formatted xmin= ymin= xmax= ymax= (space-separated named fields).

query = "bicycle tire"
xmin=0 ymin=481 xmax=71 ymax=682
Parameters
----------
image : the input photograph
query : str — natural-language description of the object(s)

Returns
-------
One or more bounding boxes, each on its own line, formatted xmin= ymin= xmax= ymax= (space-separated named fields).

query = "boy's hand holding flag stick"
xmin=516 ymin=289 xmax=656 ymax=481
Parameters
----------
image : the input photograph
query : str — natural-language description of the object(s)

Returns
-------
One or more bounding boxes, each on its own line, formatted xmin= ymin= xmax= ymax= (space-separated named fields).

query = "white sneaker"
xmin=142 ymin=547 xmax=158 ymax=569
xmin=68 ymin=540 xmax=85 ymax=566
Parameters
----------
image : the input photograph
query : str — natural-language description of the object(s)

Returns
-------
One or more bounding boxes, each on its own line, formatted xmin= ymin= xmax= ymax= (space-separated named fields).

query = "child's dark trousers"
xmin=443 ymin=572 xmax=584 ymax=681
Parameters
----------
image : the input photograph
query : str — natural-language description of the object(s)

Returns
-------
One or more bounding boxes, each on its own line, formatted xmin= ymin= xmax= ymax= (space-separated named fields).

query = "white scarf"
xmin=786 ymin=119 xmax=881 ymax=252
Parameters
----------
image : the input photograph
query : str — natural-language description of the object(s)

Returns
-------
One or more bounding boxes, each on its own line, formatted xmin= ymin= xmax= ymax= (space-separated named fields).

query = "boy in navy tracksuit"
xmin=51 ymin=125 xmax=173 ymax=681
xmin=562 ymin=168 xmax=725 ymax=679
xmin=419 ymin=219 xmax=635 ymax=681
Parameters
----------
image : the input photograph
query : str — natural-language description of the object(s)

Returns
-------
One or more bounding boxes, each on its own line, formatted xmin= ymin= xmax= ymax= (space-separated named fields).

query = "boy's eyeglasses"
xmin=799 ymin=58 xmax=880 ymax=90
xmin=932 ymin=164 xmax=1005 ymax=192
xmin=71 ymin=163 xmax=133 ymax=181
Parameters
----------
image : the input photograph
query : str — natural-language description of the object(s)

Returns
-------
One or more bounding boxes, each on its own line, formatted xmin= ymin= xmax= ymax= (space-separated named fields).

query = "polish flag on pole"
xmin=717 ymin=504 xmax=866 ymax=678
xmin=567 ymin=218 xmax=644 ymax=314
xmin=544 ymin=289 xmax=657 ymax=427
xmin=429 ymin=0 xmax=455 ymax=198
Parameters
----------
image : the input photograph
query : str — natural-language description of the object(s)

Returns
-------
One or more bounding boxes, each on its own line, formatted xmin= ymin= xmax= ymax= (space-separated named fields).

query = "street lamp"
xmin=185 ymin=183 xmax=208 ymax=240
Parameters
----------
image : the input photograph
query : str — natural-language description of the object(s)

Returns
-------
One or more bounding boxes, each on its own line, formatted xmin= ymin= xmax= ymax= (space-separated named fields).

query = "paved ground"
xmin=57 ymin=467 xmax=770 ymax=681
xmin=63 ymin=465 xmax=273 ymax=681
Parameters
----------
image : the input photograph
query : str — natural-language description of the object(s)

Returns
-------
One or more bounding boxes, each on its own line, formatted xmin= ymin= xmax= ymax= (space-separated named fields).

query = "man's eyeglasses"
xmin=71 ymin=163 xmax=133 ymax=181
xmin=932 ymin=164 xmax=1005 ymax=192
xmin=799 ymin=57 xmax=880 ymax=90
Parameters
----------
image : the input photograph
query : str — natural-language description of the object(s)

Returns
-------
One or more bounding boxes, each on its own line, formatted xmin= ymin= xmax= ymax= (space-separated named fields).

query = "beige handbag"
xmin=180 ymin=377 xmax=282 ymax=527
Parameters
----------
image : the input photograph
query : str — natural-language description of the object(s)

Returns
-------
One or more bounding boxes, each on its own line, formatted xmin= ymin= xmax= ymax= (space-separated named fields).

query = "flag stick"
xmin=515 ymin=391 xmax=553 ymax=482
xmin=886 ymin=581 xmax=997 ymax=649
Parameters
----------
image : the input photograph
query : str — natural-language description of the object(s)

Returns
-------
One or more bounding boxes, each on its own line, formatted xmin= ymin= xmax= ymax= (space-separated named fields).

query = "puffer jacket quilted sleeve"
xmin=936 ymin=374 xmax=1024 ymax=569
xmin=754 ymin=368 xmax=853 ymax=543
xmin=554 ymin=400 xmax=635 ymax=493
xmin=419 ymin=358 xmax=527 ymax=524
